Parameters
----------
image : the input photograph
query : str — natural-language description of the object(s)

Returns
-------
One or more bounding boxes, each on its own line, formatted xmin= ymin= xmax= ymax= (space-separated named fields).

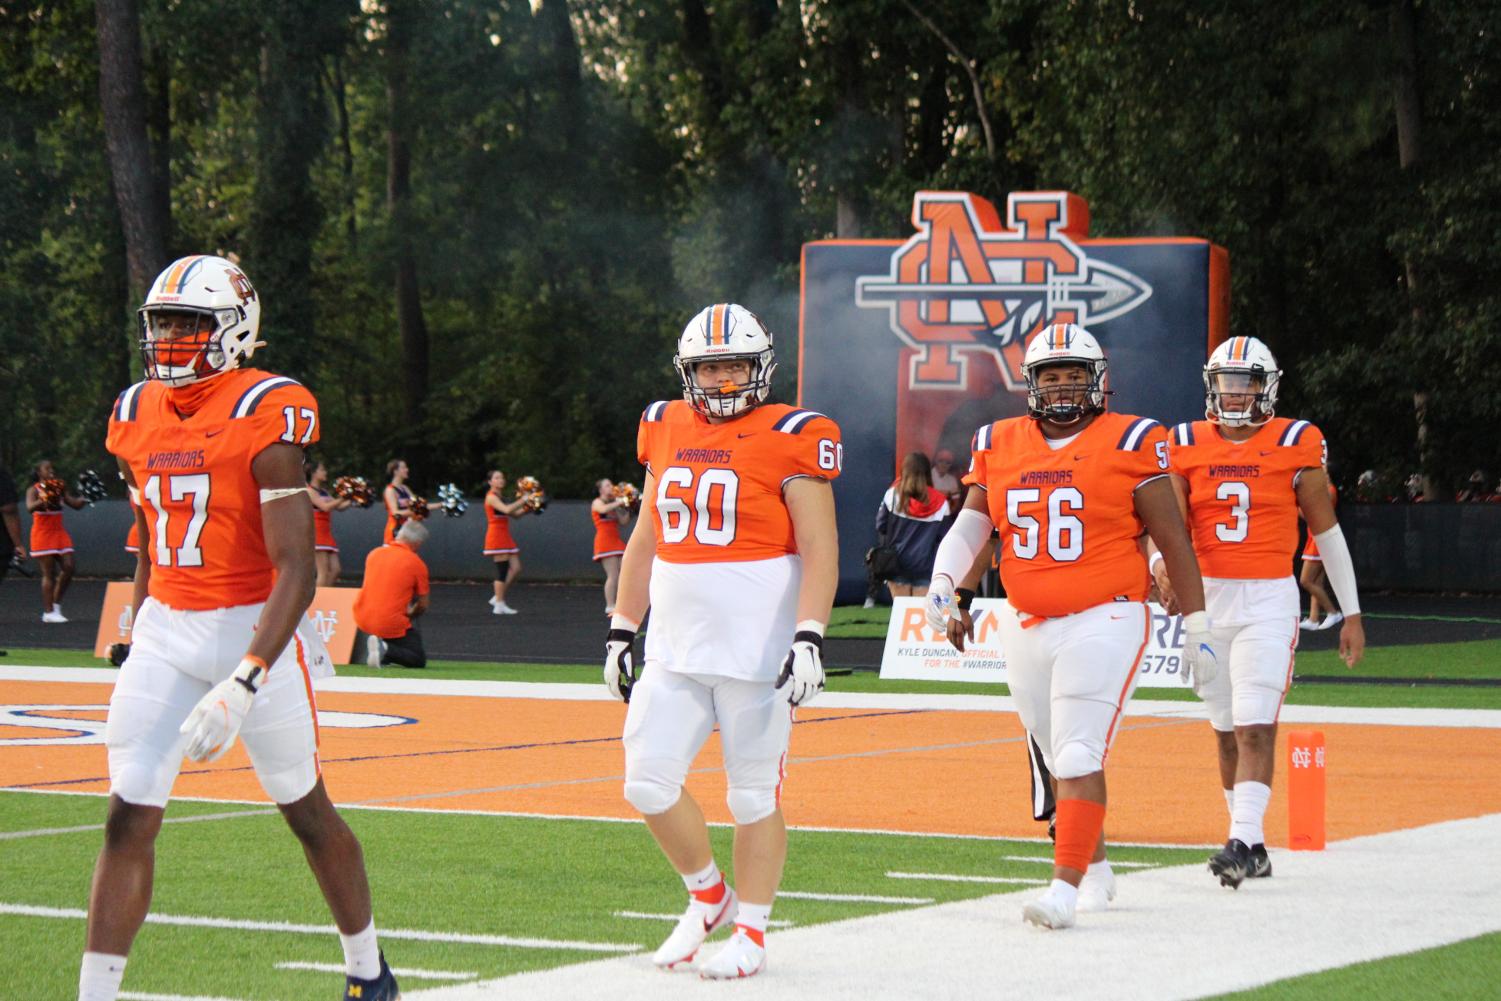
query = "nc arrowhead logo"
xmin=855 ymin=191 xmax=1152 ymax=390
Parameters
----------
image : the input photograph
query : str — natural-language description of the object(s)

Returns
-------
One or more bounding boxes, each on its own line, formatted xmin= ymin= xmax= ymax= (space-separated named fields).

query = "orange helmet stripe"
xmin=161 ymin=255 xmax=205 ymax=295
xmin=707 ymin=304 xmax=725 ymax=346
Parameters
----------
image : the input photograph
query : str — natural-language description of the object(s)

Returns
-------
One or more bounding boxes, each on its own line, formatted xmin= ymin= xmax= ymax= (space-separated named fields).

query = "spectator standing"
xmin=355 ymin=521 xmax=431 ymax=668
xmin=874 ymin=452 xmax=951 ymax=598
xmin=27 ymin=459 xmax=86 ymax=622
xmin=930 ymin=448 xmax=963 ymax=512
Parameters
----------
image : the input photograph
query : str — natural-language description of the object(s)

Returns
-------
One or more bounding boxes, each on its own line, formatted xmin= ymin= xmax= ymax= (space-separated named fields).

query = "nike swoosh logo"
xmin=1259 ymin=450 xmax=1273 ymax=456
xmin=1110 ymin=615 xmax=1127 ymax=620
xmin=1073 ymin=454 xmax=1089 ymax=461
xmin=205 ymin=429 xmax=225 ymax=438
xmin=737 ymin=433 xmax=755 ymax=439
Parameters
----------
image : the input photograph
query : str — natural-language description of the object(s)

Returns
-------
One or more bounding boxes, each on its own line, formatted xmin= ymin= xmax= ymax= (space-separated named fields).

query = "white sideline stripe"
xmin=120 ymin=993 xmax=248 ymax=1001
xmin=886 ymin=871 xmax=1046 ymax=886
xmin=407 ymin=814 xmax=1501 ymax=1000
xmin=614 ymin=911 xmax=793 ymax=928
xmin=998 ymin=854 xmax=1153 ymax=868
xmin=0 ymin=807 xmax=279 ymax=841
xmin=0 ymin=903 xmax=639 ymax=953
xmin=5 ymin=665 xmax=1499 ymax=728
xmin=777 ymin=891 xmax=933 ymax=905
xmin=275 ymin=960 xmax=477 ymax=981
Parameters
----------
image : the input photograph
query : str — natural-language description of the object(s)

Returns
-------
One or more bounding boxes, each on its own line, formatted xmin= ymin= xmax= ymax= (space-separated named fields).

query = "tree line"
xmin=1 ymin=0 xmax=1496 ymax=499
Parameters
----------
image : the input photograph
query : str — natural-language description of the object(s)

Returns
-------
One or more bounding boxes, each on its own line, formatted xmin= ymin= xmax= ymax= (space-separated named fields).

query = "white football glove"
xmin=1181 ymin=610 xmax=1220 ymax=690
xmin=924 ymin=574 xmax=957 ymax=634
xmin=180 ymin=658 xmax=264 ymax=762
xmin=604 ymin=627 xmax=637 ymax=702
xmin=776 ymin=630 xmax=825 ymax=706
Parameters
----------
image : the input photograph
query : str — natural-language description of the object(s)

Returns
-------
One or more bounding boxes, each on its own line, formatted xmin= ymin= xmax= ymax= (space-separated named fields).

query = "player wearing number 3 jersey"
xmin=927 ymin=323 xmax=1215 ymax=931
xmin=82 ymin=257 xmax=400 ymax=1001
xmin=606 ymin=304 xmax=841 ymax=979
xmin=1154 ymin=336 xmax=1365 ymax=889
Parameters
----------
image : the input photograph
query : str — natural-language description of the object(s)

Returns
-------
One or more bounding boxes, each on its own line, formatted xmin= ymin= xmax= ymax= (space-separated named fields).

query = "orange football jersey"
xmin=963 ymin=412 xmax=1169 ymax=618
xmin=106 ymin=368 xmax=320 ymax=610
xmin=637 ymin=400 xmax=842 ymax=564
xmin=1168 ymin=417 xmax=1325 ymax=578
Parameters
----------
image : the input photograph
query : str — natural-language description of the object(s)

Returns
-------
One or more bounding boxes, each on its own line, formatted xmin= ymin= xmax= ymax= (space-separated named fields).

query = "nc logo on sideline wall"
xmin=855 ymin=191 xmax=1153 ymax=390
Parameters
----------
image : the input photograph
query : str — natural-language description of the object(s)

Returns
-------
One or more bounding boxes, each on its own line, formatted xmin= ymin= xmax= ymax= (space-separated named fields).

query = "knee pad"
xmin=1051 ymin=740 xmax=1104 ymax=781
xmin=726 ymin=785 xmax=778 ymax=826
xmin=622 ymin=757 xmax=685 ymax=816
xmin=107 ymin=756 xmax=176 ymax=809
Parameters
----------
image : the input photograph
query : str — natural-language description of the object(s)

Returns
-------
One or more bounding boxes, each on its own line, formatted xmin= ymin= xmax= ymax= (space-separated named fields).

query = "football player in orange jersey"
xmin=1153 ymin=335 xmax=1364 ymax=889
xmin=605 ymin=304 xmax=840 ymax=979
xmin=80 ymin=257 xmax=399 ymax=1001
xmin=925 ymin=323 xmax=1217 ymax=930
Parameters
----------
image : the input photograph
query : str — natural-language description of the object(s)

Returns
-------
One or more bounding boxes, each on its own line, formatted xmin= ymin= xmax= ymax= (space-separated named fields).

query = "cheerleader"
xmin=483 ymin=470 xmax=535 ymax=614
xmin=590 ymin=479 xmax=632 ymax=615
xmin=383 ymin=458 xmax=416 ymax=543
xmin=26 ymin=460 xmax=85 ymax=623
xmin=307 ymin=459 xmax=354 ymax=586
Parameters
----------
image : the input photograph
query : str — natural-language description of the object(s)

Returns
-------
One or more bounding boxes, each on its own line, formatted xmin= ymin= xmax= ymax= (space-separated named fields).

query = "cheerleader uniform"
xmin=484 ymin=493 xmax=519 ymax=556
xmin=592 ymin=506 xmax=625 ymax=561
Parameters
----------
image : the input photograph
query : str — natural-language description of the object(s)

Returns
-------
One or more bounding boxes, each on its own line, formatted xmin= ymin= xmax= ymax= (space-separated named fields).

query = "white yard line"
xmin=0 ymin=807 xmax=279 ymax=841
xmin=275 ymin=960 xmax=477 ymax=981
xmin=407 ymin=813 xmax=1501 ymax=1000
xmin=615 ymin=912 xmax=793 ymax=929
xmin=5 ymin=664 xmax=1498 ymax=727
xmin=119 ymin=992 xmax=249 ymax=1001
xmin=777 ymin=891 xmax=933 ymax=905
xmin=885 ymin=871 xmax=1046 ymax=886
xmin=0 ymin=903 xmax=640 ymax=953
xmin=998 ymin=854 xmax=1153 ymax=868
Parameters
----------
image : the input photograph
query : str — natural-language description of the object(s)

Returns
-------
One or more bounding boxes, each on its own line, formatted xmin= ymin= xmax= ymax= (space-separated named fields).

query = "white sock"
xmin=78 ymin=951 xmax=127 ymax=1001
xmin=683 ymin=859 xmax=723 ymax=899
xmin=1230 ymin=780 xmax=1271 ymax=846
xmin=340 ymin=919 xmax=382 ymax=980
xmin=1084 ymin=859 xmax=1112 ymax=880
xmin=1223 ymin=787 xmax=1236 ymax=819
xmin=736 ymin=901 xmax=772 ymax=935
xmin=1046 ymin=878 xmax=1079 ymax=908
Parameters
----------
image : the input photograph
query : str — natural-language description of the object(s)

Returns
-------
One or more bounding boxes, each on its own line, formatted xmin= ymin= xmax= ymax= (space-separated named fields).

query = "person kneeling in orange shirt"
xmin=354 ymin=520 xmax=431 ymax=669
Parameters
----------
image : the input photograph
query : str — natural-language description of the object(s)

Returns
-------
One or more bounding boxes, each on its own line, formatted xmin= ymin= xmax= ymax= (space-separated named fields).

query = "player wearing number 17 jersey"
xmin=604 ymin=304 xmax=841 ymax=980
xmin=1154 ymin=336 xmax=1365 ymax=889
xmin=925 ymin=323 xmax=1217 ymax=931
xmin=81 ymin=257 xmax=398 ymax=1001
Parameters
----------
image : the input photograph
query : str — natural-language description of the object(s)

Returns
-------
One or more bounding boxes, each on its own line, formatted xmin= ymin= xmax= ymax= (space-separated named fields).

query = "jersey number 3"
xmin=657 ymin=467 xmax=738 ymax=546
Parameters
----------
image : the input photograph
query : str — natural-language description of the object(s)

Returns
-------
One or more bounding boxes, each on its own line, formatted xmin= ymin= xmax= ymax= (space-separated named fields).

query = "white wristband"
xmin=796 ymin=619 xmax=826 ymax=638
xmin=610 ymin=613 xmax=640 ymax=633
xmin=259 ymin=487 xmax=306 ymax=503
xmin=1149 ymin=550 xmax=1165 ymax=575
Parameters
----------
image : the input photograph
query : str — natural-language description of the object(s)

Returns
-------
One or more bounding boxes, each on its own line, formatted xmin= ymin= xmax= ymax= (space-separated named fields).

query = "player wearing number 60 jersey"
xmin=1154 ymin=335 xmax=1365 ymax=890
xmin=605 ymin=303 xmax=841 ymax=980
xmin=84 ymin=256 xmax=399 ymax=1001
xmin=926 ymin=322 xmax=1216 ymax=931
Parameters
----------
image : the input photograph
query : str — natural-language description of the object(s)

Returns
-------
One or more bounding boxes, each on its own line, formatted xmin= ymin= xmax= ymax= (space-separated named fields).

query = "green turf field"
xmin=1209 ymin=932 xmax=1501 ymax=1000
xmin=0 ymin=789 xmax=1199 ymax=999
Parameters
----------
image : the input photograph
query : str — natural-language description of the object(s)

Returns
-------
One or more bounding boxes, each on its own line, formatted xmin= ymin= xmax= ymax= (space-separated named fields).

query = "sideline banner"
xmin=95 ymin=584 xmax=362 ymax=666
xmin=878 ymin=597 xmax=1192 ymax=688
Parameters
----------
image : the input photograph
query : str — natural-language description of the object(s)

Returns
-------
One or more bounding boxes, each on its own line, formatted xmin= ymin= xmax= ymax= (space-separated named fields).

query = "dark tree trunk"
xmin=95 ymin=0 xmax=169 ymax=301
xmin=386 ymin=0 xmax=429 ymax=434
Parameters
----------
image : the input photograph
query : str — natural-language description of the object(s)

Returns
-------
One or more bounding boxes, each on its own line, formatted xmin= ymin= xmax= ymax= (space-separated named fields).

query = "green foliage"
xmin=2 ymin=0 xmax=1500 ymax=496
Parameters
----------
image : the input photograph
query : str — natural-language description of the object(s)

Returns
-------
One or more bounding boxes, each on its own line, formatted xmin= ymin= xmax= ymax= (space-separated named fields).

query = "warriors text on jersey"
xmin=637 ymin=400 xmax=842 ymax=564
xmin=1167 ymin=418 xmax=1325 ymax=578
xmin=963 ymin=412 xmax=1168 ymax=618
xmin=106 ymin=369 xmax=320 ymax=610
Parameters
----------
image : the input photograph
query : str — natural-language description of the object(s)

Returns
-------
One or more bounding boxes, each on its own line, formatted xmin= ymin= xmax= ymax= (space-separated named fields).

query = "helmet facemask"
xmin=139 ymin=306 xmax=245 ymax=386
xmin=1025 ymin=359 xmax=1108 ymax=425
xmin=1205 ymin=367 xmax=1278 ymax=427
xmin=676 ymin=349 xmax=776 ymax=419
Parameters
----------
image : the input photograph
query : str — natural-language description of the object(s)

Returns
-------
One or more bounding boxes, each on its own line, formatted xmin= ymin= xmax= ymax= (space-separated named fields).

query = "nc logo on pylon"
xmin=855 ymin=191 xmax=1153 ymax=390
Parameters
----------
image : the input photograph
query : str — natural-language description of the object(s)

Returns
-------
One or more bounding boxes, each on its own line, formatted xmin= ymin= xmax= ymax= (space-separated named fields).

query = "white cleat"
xmin=1022 ymin=887 xmax=1076 ymax=930
xmin=365 ymin=634 xmax=385 ymax=669
xmin=1317 ymin=611 xmax=1344 ymax=631
xmin=1077 ymin=862 xmax=1116 ymax=913
xmin=41 ymin=610 xmax=66 ymax=623
xmin=698 ymin=929 xmax=766 ymax=980
xmin=1298 ymin=617 xmax=1319 ymax=631
xmin=652 ymin=888 xmax=738 ymax=970
xmin=495 ymin=602 xmax=518 ymax=615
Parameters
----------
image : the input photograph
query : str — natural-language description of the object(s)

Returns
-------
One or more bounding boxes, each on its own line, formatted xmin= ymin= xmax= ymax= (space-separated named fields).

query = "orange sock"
xmin=691 ymin=878 xmax=727 ymax=906
xmin=1053 ymin=798 xmax=1106 ymax=875
xmin=735 ymin=924 xmax=765 ymax=947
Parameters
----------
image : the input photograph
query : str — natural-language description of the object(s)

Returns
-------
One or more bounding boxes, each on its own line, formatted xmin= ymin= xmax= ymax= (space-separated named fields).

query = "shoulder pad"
xmin=1277 ymin=419 xmax=1315 ymax=447
xmin=971 ymin=422 xmax=995 ymax=453
xmin=230 ymin=375 xmax=304 ymax=419
xmin=771 ymin=408 xmax=828 ymax=434
xmin=1116 ymin=417 xmax=1162 ymax=451
xmin=113 ymin=381 xmax=150 ymax=422
xmin=641 ymin=401 xmax=672 ymax=423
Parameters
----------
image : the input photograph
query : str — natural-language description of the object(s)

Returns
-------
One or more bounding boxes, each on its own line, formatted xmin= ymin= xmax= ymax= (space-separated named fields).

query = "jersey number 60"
xmin=657 ymin=467 xmax=739 ymax=546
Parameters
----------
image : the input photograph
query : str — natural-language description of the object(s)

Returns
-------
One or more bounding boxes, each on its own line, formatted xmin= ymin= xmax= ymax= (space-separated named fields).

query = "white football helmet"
xmin=1204 ymin=336 xmax=1280 ymax=427
xmin=674 ymin=304 xmax=776 ymax=418
xmin=138 ymin=255 xmax=264 ymax=386
xmin=1022 ymin=322 xmax=1108 ymax=424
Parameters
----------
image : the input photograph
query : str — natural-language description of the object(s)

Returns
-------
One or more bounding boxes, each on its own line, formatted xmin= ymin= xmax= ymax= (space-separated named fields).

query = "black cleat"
xmin=345 ymin=952 xmax=400 ymax=1000
xmin=1208 ymin=838 xmax=1253 ymax=889
xmin=1248 ymin=843 xmax=1272 ymax=878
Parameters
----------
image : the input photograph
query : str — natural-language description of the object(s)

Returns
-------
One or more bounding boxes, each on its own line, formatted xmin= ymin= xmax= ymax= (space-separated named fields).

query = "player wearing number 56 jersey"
xmin=926 ymin=323 xmax=1215 ymax=931
xmin=1154 ymin=336 xmax=1365 ymax=889
xmin=605 ymin=303 xmax=841 ymax=980
xmin=83 ymin=256 xmax=399 ymax=1001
